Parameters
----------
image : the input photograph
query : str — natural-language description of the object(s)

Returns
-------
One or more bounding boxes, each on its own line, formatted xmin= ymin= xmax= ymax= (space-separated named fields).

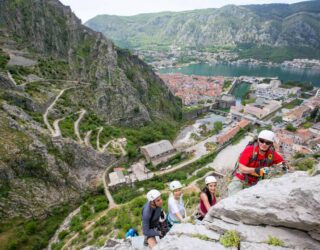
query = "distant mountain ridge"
xmin=85 ymin=0 xmax=320 ymax=60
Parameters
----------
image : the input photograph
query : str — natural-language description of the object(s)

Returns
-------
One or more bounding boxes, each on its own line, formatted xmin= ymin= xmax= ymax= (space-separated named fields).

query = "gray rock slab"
xmin=240 ymin=242 xmax=293 ymax=250
xmin=130 ymin=236 xmax=152 ymax=250
xmin=168 ymin=223 xmax=220 ymax=240
xmin=98 ymin=239 xmax=134 ymax=250
xmin=208 ymin=172 xmax=320 ymax=233
xmin=8 ymin=54 xmax=37 ymax=66
xmin=312 ymin=162 xmax=320 ymax=176
xmin=308 ymin=231 xmax=320 ymax=241
xmin=204 ymin=218 xmax=320 ymax=250
xmin=158 ymin=234 xmax=235 ymax=250
xmin=26 ymin=74 xmax=43 ymax=82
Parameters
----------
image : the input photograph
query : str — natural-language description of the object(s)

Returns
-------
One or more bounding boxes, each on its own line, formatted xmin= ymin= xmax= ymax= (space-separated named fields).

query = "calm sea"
xmin=159 ymin=62 xmax=320 ymax=86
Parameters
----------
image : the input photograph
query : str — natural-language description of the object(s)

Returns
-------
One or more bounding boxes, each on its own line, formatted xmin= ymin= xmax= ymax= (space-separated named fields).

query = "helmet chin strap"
xmin=259 ymin=146 xmax=269 ymax=153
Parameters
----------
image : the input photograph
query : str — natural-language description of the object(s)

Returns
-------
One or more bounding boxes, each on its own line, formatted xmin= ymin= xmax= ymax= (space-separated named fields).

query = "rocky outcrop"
xmin=207 ymin=172 xmax=320 ymax=232
xmin=205 ymin=171 xmax=320 ymax=249
xmin=0 ymin=0 xmax=181 ymax=127
xmin=84 ymin=172 xmax=320 ymax=249
xmin=0 ymin=102 xmax=118 ymax=218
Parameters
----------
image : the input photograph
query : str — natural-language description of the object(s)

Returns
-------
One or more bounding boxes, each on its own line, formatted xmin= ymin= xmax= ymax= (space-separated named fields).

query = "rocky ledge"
xmin=83 ymin=171 xmax=320 ymax=249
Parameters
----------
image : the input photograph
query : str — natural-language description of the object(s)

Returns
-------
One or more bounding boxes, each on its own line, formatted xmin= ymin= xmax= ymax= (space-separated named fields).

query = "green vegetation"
xmin=266 ymin=235 xmax=284 ymax=247
xmin=214 ymin=107 xmax=231 ymax=113
xmin=7 ymin=65 xmax=33 ymax=85
xmin=219 ymin=230 xmax=240 ymax=248
xmin=0 ymin=48 xmax=10 ymax=69
xmin=93 ymin=120 xmax=180 ymax=159
xmin=281 ymin=81 xmax=313 ymax=92
xmin=283 ymin=99 xmax=303 ymax=109
xmin=214 ymin=121 xmax=223 ymax=134
xmin=199 ymin=121 xmax=223 ymax=138
xmin=204 ymin=142 xmax=217 ymax=152
xmin=182 ymin=105 xmax=202 ymax=113
xmin=223 ymin=80 xmax=232 ymax=91
xmin=272 ymin=116 xmax=283 ymax=123
xmin=257 ymin=124 xmax=272 ymax=134
xmin=47 ymin=142 xmax=75 ymax=166
xmin=175 ymin=55 xmax=198 ymax=64
xmin=0 ymin=136 xmax=50 ymax=182
xmin=241 ymin=98 xmax=256 ymax=105
xmin=64 ymin=190 xmax=202 ymax=248
xmin=116 ymin=48 xmax=182 ymax=122
xmin=59 ymin=114 xmax=78 ymax=139
xmin=36 ymin=58 xmax=69 ymax=79
xmin=0 ymin=205 xmax=73 ymax=250
xmin=112 ymin=150 xmax=219 ymax=203
xmin=294 ymin=158 xmax=316 ymax=171
xmin=58 ymin=106 xmax=180 ymax=159
xmin=182 ymin=167 xmax=213 ymax=186
xmin=191 ymin=234 xmax=211 ymax=241
xmin=301 ymin=93 xmax=312 ymax=99
xmin=293 ymin=152 xmax=305 ymax=159
xmin=309 ymin=107 xmax=320 ymax=123
xmin=155 ymin=152 xmax=191 ymax=170
xmin=231 ymin=82 xmax=250 ymax=100
xmin=302 ymin=122 xmax=313 ymax=129
xmin=285 ymin=124 xmax=297 ymax=132
xmin=238 ymin=46 xmax=320 ymax=63
xmin=231 ymin=127 xmax=251 ymax=145
xmin=76 ymin=37 xmax=94 ymax=58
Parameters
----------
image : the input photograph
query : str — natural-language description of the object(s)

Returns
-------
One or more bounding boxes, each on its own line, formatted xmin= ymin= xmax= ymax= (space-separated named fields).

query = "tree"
xmin=272 ymin=116 xmax=283 ymax=123
xmin=285 ymin=124 xmax=297 ymax=132
xmin=214 ymin=121 xmax=223 ymax=133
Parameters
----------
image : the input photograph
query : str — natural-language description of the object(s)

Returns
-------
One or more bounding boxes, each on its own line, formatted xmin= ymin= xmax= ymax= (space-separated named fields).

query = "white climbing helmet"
xmin=146 ymin=189 xmax=161 ymax=202
xmin=169 ymin=180 xmax=183 ymax=191
xmin=205 ymin=176 xmax=217 ymax=185
xmin=258 ymin=130 xmax=275 ymax=143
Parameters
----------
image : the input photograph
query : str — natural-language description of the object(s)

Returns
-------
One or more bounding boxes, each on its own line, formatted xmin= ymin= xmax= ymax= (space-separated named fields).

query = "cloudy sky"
xmin=60 ymin=0 xmax=310 ymax=22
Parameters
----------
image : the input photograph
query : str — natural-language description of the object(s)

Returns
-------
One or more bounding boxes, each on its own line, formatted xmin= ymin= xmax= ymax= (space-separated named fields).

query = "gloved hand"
xmin=281 ymin=162 xmax=289 ymax=173
xmin=254 ymin=167 xmax=269 ymax=177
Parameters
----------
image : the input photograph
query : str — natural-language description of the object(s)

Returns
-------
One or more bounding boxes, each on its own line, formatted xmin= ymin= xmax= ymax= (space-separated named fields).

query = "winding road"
xmin=43 ymin=88 xmax=72 ymax=136
xmin=96 ymin=127 xmax=104 ymax=151
xmin=52 ymin=117 xmax=65 ymax=137
xmin=84 ymin=130 xmax=92 ymax=147
xmin=74 ymin=109 xmax=86 ymax=143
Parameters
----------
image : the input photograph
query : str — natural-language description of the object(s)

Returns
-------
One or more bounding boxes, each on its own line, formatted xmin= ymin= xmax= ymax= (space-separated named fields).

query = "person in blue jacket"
xmin=142 ymin=189 xmax=163 ymax=249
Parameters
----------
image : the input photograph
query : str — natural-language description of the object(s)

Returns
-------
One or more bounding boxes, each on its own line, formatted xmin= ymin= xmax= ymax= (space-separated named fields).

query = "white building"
xmin=140 ymin=140 xmax=176 ymax=166
xmin=108 ymin=171 xmax=126 ymax=187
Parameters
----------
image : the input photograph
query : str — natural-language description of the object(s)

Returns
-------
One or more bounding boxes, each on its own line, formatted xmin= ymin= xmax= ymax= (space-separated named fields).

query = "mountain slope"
xmin=0 ymin=0 xmax=181 ymax=221
xmin=85 ymin=1 xmax=320 ymax=59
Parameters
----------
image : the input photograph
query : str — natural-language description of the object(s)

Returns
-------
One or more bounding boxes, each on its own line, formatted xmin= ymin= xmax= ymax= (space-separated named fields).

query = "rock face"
xmin=0 ymin=0 xmax=181 ymax=127
xmin=207 ymin=171 xmax=320 ymax=233
xmin=85 ymin=172 xmax=320 ymax=250
xmin=205 ymin=172 xmax=320 ymax=249
xmin=0 ymin=0 xmax=181 ymax=219
xmin=0 ymin=102 xmax=119 ymax=218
